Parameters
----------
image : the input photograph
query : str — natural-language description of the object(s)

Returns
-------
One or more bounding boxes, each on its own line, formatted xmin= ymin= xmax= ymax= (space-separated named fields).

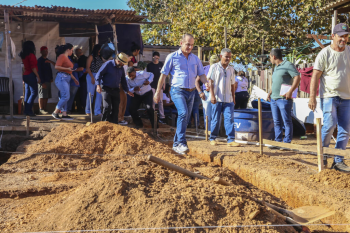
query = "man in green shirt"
xmin=267 ymin=48 xmax=300 ymax=143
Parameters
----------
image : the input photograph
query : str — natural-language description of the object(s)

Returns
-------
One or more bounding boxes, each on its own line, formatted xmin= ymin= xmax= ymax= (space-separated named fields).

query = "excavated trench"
xmin=187 ymin=140 xmax=350 ymax=232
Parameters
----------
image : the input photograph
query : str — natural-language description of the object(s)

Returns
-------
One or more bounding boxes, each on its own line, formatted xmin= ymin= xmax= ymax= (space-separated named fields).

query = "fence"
xmin=247 ymin=63 xmax=313 ymax=98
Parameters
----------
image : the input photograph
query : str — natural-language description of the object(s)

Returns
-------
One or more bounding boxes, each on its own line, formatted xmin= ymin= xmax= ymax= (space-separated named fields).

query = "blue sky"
xmin=6 ymin=0 xmax=130 ymax=10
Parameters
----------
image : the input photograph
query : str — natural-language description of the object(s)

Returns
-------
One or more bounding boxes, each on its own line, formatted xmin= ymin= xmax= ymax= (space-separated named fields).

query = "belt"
xmin=181 ymin=87 xmax=196 ymax=92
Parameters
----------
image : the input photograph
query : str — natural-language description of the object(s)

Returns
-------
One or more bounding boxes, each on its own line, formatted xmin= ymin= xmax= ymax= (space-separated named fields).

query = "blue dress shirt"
xmin=161 ymin=49 xmax=205 ymax=89
xmin=95 ymin=60 xmax=129 ymax=91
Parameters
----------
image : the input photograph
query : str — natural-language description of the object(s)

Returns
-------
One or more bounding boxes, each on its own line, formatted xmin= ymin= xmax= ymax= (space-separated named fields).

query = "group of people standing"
xmin=20 ymin=23 xmax=350 ymax=173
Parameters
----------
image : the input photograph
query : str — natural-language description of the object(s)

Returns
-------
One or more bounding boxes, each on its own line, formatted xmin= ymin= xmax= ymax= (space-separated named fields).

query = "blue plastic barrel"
xmin=234 ymin=109 xmax=275 ymax=141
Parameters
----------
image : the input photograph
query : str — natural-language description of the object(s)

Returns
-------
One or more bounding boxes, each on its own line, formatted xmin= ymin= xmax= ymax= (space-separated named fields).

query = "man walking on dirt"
xmin=153 ymin=34 xmax=210 ymax=154
xmin=207 ymin=48 xmax=240 ymax=147
xmin=309 ymin=23 xmax=350 ymax=173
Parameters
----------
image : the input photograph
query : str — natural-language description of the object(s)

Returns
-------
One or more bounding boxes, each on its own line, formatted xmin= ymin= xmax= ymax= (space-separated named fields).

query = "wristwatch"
xmin=198 ymin=91 xmax=203 ymax=95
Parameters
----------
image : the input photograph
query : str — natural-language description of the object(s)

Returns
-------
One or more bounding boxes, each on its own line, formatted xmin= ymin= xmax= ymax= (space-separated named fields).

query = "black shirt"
xmin=147 ymin=61 xmax=164 ymax=89
xmin=78 ymin=55 xmax=87 ymax=83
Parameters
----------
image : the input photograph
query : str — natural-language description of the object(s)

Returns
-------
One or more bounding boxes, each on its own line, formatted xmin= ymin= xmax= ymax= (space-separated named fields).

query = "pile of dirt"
xmin=30 ymin=121 xmax=169 ymax=155
xmin=23 ymin=160 xmax=296 ymax=233
xmin=0 ymin=122 xmax=172 ymax=173
xmin=310 ymin=169 xmax=350 ymax=190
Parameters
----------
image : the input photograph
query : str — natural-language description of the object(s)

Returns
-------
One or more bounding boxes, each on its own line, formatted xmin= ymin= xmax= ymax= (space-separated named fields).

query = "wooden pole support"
xmin=316 ymin=118 xmax=325 ymax=171
xmin=205 ymin=115 xmax=208 ymax=141
xmin=147 ymin=155 xmax=209 ymax=180
xmin=89 ymin=93 xmax=93 ymax=123
xmin=213 ymin=177 xmax=232 ymax=186
xmin=258 ymin=98 xmax=263 ymax=155
xmin=26 ymin=116 xmax=30 ymax=136
xmin=195 ymin=113 xmax=198 ymax=135
xmin=154 ymin=111 xmax=157 ymax=136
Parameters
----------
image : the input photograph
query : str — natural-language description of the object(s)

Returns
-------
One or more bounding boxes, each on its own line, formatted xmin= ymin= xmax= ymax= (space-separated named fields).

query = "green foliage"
xmin=128 ymin=0 xmax=334 ymax=63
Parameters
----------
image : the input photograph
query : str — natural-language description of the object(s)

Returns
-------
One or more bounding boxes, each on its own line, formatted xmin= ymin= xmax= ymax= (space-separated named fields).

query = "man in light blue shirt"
xmin=153 ymin=34 xmax=210 ymax=154
xmin=127 ymin=67 xmax=156 ymax=129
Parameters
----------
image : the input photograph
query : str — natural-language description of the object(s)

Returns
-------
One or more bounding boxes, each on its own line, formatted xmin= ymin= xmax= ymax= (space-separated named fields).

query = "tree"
xmin=128 ymin=0 xmax=335 ymax=63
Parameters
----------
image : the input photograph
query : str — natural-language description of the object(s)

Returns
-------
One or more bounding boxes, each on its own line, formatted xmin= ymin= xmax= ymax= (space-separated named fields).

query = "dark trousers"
xmin=101 ymin=86 xmax=120 ymax=124
xmin=234 ymin=91 xmax=249 ymax=109
xmin=23 ymin=73 xmax=38 ymax=115
xmin=130 ymin=90 xmax=155 ymax=128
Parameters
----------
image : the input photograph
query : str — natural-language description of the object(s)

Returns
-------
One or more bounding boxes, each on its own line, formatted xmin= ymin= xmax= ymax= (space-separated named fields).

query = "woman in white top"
xmin=235 ymin=71 xmax=249 ymax=109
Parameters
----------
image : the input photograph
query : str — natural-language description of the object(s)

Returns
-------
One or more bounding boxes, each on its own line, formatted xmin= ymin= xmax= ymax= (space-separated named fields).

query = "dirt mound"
xmin=1 ymin=122 xmax=171 ymax=173
xmin=24 ymin=160 xmax=296 ymax=233
xmin=310 ymin=169 xmax=350 ymax=190
xmin=30 ymin=121 xmax=169 ymax=155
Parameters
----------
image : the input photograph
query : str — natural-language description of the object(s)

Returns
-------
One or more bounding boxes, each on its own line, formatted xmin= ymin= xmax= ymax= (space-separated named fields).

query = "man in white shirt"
xmin=126 ymin=67 xmax=155 ymax=129
xmin=309 ymin=23 xmax=350 ymax=173
xmin=208 ymin=48 xmax=240 ymax=147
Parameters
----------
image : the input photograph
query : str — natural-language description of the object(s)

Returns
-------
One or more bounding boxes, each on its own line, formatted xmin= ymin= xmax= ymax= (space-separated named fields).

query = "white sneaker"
xmin=178 ymin=144 xmax=189 ymax=153
xmin=118 ymin=120 xmax=128 ymax=125
xmin=172 ymin=145 xmax=185 ymax=155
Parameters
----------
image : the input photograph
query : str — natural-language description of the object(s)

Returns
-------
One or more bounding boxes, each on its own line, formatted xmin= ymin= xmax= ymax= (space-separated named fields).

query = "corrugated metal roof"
xmin=320 ymin=0 xmax=350 ymax=11
xmin=0 ymin=4 xmax=147 ymax=23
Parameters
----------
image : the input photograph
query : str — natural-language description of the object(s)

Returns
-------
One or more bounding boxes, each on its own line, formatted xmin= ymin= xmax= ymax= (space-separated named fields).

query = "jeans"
xmin=271 ymin=98 xmax=293 ymax=143
xmin=55 ymin=72 xmax=71 ymax=112
xmin=201 ymin=91 xmax=212 ymax=129
xmin=188 ymin=90 xmax=201 ymax=127
xmin=86 ymin=73 xmax=102 ymax=115
xmin=130 ymin=90 xmax=155 ymax=128
xmin=321 ymin=97 xmax=350 ymax=163
xmin=170 ymin=87 xmax=195 ymax=147
xmin=101 ymin=86 xmax=120 ymax=123
xmin=210 ymin=102 xmax=235 ymax=143
xmin=235 ymin=91 xmax=249 ymax=109
xmin=67 ymin=86 xmax=79 ymax=112
xmin=23 ymin=73 xmax=38 ymax=115
xmin=125 ymin=94 xmax=132 ymax=116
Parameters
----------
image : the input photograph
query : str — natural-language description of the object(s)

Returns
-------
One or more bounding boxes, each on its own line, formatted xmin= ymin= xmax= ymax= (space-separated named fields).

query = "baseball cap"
xmin=333 ymin=23 xmax=349 ymax=36
xmin=40 ymin=46 xmax=48 ymax=52
xmin=126 ymin=66 xmax=136 ymax=73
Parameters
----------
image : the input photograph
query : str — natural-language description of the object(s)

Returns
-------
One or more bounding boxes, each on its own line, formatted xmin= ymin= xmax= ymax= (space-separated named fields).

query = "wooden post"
xmin=331 ymin=10 xmax=338 ymax=44
xmin=147 ymin=155 xmax=209 ymax=180
xmin=89 ymin=93 xmax=93 ymax=123
xmin=26 ymin=116 xmax=30 ymax=136
xmin=205 ymin=115 xmax=208 ymax=141
xmin=198 ymin=47 xmax=203 ymax=61
xmin=224 ymin=26 xmax=227 ymax=48
xmin=258 ymin=98 xmax=263 ymax=155
xmin=316 ymin=118 xmax=325 ymax=172
xmin=4 ymin=10 xmax=13 ymax=119
xmin=154 ymin=111 xmax=157 ymax=136
xmin=195 ymin=113 xmax=198 ymax=135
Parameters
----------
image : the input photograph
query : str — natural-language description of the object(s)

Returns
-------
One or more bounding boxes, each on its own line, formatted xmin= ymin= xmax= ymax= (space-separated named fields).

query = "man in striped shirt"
xmin=208 ymin=48 xmax=240 ymax=147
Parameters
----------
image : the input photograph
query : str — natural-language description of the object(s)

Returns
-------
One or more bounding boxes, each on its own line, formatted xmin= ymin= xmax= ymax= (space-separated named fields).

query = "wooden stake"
xmin=213 ymin=177 xmax=232 ymax=186
xmin=316 ymin=118 xmax=325 ymax=171
xmin=26 ymin=116 xmax=30 ymax=136
xmin=4 ymin=10 xmax=13 ymax=119
xmin=195 ymin=113 xmax=198 ymax=135
xmin=205 ymin=115 xmax=208 ymax=141
xmin=89 ymin=93 xmax=93 ymax=123
xmin=147 ymin=155 xmax=209 ymax=180
xmin=154 ymin=111 xmax=157 ymax=136
xmin=258 ymin=98 xmax=263 ymax=155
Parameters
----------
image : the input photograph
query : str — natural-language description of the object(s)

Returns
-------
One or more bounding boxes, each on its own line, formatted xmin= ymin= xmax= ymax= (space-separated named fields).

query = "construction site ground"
xmin=0 ymin=117 xmax=349 ymax=233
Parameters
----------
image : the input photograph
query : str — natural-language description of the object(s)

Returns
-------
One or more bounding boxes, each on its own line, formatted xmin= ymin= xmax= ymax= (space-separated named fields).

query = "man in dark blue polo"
xmin=153 ymin=34 xmax=210 ymax=154
xmin=95 ymin=52 xmax=134 ymax=123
